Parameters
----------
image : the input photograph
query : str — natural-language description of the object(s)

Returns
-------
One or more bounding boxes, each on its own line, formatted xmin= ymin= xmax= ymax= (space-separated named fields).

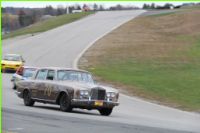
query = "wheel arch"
xmin=56 ymin=91 xmax=69 ymax=104
xmin=22 ymin=88 xmax=30 ymax=98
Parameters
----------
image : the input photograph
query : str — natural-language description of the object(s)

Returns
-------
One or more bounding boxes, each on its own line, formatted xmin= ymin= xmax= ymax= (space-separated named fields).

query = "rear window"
xmin=23 ymin=68 xmax=37 ymax=78
xmin=4 ymin=55 xmax=21 ymax=61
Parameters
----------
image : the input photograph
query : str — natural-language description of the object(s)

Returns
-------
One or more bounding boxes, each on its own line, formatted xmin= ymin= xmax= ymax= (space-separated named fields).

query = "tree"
xmin=163 ymin=3 xmax=173 ymax=9
xmin=150 ymin=3 xmax=155 ymax=9
xmin=68 ymin=6 xmax=75 ymax=14
xmin=44 ymin=5 xmax=55 ymax=16
xmin=18 ymin=10 xmax=26 ymax=27
xmin=99 ymin=5 xmax=105 ymax=11
xmin=2 ymin=7 xmax=6 ymax=13
xmin=143 ymin=4 xmax=147 ymax=9
xmin=116 ymin=4 xmax=123 ymax=10
xmin=56 ymin=5 xmax=65 ymax=16
xmin=93 ymin=3 xmax=98 ymax=11
xmin=18 ymin=9 xmax=35 ymax=27
xmin=30 ymin=9 xmax=43 ymax=23
xmin=75 ymin=4 xmax=81 ymax=10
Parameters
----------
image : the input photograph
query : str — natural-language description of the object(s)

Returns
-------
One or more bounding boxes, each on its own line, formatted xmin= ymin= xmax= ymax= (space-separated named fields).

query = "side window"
xmin=36 ymin=69 xmax=48 ymax=80
xmin=46 ymin=70 xmax=55 ymax=80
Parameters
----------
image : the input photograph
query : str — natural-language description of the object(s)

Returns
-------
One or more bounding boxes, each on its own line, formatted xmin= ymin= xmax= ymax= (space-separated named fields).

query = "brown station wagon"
xmin=16 ymin=67 xmax=119 ymax=116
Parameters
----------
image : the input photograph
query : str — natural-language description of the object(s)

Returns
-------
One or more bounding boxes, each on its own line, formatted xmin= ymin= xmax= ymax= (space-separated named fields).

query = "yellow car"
xmin=1 ymin=54 xmax=25 ymax=72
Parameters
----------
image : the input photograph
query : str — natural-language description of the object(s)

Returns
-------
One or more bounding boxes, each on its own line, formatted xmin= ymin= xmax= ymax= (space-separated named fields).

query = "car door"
xmin=43 ymin=70 xmax=59 ymax=101
xmin=34 ymin=69 xmax=48 ymax=99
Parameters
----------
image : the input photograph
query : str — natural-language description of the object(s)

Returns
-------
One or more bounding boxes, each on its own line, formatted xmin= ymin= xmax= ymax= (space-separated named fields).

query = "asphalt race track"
xmin=2 ymin=11 xmax=200 ymax=133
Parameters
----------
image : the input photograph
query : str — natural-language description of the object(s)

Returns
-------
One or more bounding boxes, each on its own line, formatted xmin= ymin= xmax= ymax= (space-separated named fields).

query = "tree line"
xmin=2 ymin=5 xmax=91 ymax=33
xmin=142 ymin=2 xmax=200 ymax=9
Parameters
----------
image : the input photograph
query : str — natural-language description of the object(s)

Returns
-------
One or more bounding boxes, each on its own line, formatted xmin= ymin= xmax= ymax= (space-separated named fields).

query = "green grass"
xmin=3 ymin=12 xmax=94 ymax=39
xmin=149 ymin=11 xmax=176 ymax=17
xmin=188 ymin=39 xmax=200 ymax=58
xmin=88 ymin=36 xmax=200 ymax=111
xmin=89 ymin=59 xmax=200 ymax=110
xmin=81 ymin=9 xmax=200 ymax=111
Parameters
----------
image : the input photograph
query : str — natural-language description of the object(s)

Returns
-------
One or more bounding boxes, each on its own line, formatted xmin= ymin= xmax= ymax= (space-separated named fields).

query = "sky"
xmin=2 ymin=1 xmax=193 ymax=8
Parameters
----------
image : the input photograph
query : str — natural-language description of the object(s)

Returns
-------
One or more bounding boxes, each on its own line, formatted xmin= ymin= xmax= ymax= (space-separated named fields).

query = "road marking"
xmin=8 ymin=127 xmax=24 ymax=131
xmin=3 ymin=131 xmax=17 ymax=133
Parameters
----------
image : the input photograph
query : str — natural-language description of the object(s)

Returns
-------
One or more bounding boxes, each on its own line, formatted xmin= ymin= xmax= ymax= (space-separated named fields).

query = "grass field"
xmin=79 ymin=9 xmax=200 ymax=111
xmin=3 ymin=12 xmax=93 ymax=39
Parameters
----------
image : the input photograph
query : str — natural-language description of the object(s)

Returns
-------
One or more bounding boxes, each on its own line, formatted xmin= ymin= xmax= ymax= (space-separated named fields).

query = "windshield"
xmin=4 ymin=55 xmax=21 ymax=61
xmin=23 ymin=68 xmax=37 ymax=78
xmin=57 ymin=70 xmax=94 ymax=84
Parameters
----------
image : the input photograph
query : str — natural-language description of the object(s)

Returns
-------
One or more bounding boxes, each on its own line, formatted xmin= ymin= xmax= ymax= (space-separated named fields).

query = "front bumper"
xmin=2 ymin=66 xmax=18 ymax=72
xmin=71 ymin=99 xmax=119 ymax=109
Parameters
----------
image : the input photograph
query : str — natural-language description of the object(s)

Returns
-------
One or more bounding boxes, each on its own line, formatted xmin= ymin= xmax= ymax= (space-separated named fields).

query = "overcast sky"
xmin=2 ymin=2 xmax=193 ymax=8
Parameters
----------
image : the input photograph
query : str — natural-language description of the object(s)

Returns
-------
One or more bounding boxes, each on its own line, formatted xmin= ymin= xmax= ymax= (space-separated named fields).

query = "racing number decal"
xmin=44 ymin=86 xmax=52 ymax=96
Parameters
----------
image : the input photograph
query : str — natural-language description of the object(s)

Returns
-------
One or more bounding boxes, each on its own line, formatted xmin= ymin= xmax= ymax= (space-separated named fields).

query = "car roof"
xmin=22 ymin=66 xmax=39 ymax=69
xmin=38 ymin=67 xmax=90 ymax=73
xmin=4 ymin=54 xmax=21 ymax=56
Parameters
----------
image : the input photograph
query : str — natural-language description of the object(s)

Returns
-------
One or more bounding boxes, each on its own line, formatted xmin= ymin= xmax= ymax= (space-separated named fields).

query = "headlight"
xmin=106 ymin=92 xmax=116 ymax=98
xmin=79 ymin=90 xmax=89 ymax=99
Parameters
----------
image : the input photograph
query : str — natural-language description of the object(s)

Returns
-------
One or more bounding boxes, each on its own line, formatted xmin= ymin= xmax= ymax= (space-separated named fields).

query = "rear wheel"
xmin=23 ymin=90 xmax=35 ymax=106
xmin=12 ymin=84 xmax=17 ymax=90
xmin=99 ymin=108 xmax=113 ymax=116
xmin=59 ymin=93 xmax=72 ymax=112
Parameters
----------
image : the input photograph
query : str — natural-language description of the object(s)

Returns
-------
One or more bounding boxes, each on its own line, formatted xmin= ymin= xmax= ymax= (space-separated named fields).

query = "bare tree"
xmin=56 ymin=5 xmax=65 ymax=16
xmin=93 ymin=3 xmax=98 ymax=11
xmin=99 ymin=5 xmax=105 ymax=11
xmin=44 ymin=5 xmax=55 ymax=16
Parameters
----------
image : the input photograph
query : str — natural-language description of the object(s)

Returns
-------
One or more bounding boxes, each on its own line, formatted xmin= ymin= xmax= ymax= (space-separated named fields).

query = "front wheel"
xmin=2 ymin=69 xmax=6 ymax=73
xmin=99 ymin=108 xmax=113 ymax=116
xmin=23 ymin=90 xmax=35 ymax=106
xmin=59 ymin=93 xmax=72 ymax=112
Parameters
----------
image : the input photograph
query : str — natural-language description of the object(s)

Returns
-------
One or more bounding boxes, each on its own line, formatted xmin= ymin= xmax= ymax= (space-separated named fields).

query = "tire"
xmin=23 ymin=90 xmax=35 ymax=106
xmin=2 ymin=69 xmax=6 ymax=73
xmin=13 ymin=85 xmax=17 ymax=90
xmin=59 ymin=93 xmax=72 ymax=112
xmin=99 ymin=108 xmax=113 ymax=116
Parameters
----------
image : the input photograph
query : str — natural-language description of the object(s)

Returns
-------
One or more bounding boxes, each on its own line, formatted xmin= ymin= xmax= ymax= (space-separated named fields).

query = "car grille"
xmin=91 ymin=88 xmax=106 ymax=100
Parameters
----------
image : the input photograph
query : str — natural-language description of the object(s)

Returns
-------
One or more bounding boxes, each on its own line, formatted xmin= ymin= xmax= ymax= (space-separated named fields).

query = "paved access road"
xmin=2 ymin=11 xmax=200 ymax=133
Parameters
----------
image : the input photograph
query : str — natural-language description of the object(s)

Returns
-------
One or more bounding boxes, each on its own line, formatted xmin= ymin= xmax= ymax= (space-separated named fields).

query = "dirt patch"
xmin=80 ymin=9 xmax=200 ymax=67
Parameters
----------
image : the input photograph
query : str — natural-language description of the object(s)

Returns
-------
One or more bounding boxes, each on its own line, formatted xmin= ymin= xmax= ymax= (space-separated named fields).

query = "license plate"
xmin=95 ymin=101 xmax=103 ymax=106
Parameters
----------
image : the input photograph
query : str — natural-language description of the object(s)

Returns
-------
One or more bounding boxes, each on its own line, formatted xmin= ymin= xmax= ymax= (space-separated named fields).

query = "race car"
xmin=11 ymin=66 xmax=38 ymax=90
xmin=16 ymin=67 xmax=119 ymax=116
xmin=1 ymin=54 xmax=25 ymax=72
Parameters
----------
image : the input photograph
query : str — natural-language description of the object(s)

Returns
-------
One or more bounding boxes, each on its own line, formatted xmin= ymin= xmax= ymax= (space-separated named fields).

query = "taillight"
xmin=16 ymin=66 xmax=24 ymax=75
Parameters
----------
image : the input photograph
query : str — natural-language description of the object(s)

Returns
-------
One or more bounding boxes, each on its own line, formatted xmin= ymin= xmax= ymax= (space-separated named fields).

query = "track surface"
xmin=2 ymin=11 xmax=200 ymax=133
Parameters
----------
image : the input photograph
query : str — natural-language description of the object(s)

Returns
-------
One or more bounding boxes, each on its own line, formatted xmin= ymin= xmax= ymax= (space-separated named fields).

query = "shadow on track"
xmin=34 ymin=105 xmax=100 ymax=116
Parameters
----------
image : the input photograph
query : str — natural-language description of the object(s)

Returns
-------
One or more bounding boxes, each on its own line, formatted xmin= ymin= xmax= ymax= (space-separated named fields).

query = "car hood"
xmin=1 ymin=60 xmax=22 ymax=65
xmin=57 ymin=81 xmax=118 ymax=93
